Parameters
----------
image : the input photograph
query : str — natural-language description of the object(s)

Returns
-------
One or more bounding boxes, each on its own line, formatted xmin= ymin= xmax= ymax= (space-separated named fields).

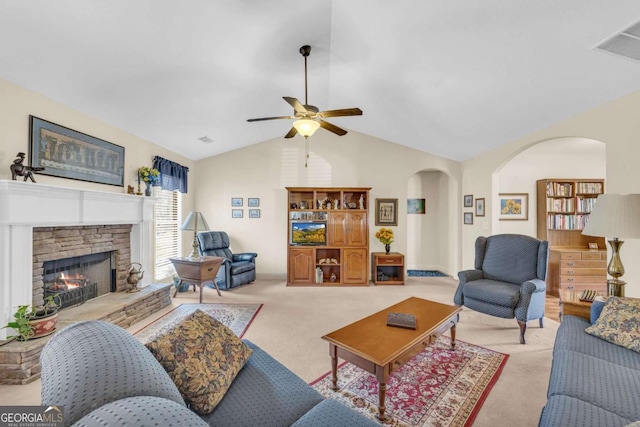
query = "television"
xmin=290 ymin=222 xmax=327 ymax=246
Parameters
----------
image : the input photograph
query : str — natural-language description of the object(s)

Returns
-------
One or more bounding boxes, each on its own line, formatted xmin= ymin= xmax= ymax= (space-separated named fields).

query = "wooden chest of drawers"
xmin=547 ymin=248 xmax=607 ymax=297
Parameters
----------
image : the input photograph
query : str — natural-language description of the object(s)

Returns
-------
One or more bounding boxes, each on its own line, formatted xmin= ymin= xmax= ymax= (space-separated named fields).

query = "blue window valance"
xmin=153 ymin=156 xmax=189 ymax=193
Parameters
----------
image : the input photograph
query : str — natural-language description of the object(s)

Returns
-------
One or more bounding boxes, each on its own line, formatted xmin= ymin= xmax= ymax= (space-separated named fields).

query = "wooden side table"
xmin=170 ymin=256 xmax=224 ymax=303
xmin=559 ymin=289 xmax=595 ymax=322
xmin=371 ymin=252 xmax=404 ymax=285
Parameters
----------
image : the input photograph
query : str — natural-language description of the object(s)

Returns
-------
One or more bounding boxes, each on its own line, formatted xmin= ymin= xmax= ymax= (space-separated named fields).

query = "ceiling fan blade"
xmin=283 ymin=97 xmax=307 ymax=113
xmin=247 ymin=115 xmax=294 ymax=122
xmin=318 ymin=108 xmax=363 ymax=118
xmin=318 ymin=120 xmax=347 ymax=136
xmin=284 ymin=127 xmax=298 ymax=138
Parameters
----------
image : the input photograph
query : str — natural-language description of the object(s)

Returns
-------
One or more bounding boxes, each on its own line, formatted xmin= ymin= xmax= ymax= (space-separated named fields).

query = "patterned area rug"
xmin=133 ymin=303 xmax=262 ymax=343
xmin=311 ymin=337 xmax=508 ymax=427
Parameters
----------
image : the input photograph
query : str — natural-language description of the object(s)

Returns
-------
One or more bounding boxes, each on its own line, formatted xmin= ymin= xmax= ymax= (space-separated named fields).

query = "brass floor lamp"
xmin=582 ymin=194 xmax=640 ymax=297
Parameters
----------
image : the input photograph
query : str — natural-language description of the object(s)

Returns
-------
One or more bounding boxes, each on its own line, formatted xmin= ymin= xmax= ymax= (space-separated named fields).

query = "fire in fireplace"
xmin=43 ymin=251 xmax=115 ymax=310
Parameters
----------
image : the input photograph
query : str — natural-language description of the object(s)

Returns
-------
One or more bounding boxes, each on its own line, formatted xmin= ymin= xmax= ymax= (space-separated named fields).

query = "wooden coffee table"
xmin=321 ymin=296 xmax=461 ymax=421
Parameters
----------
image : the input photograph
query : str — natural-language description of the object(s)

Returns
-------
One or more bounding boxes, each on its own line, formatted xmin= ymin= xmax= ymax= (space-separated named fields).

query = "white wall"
xmin=0 ymin=78 xmax=197 ymax=274
xmin=462 ymin=90 xmax=640 ymax=297
xmin=497 ymin=138 xmax=606 ymax=236
xmin=193 ymin=132 xmax=461 ymax=277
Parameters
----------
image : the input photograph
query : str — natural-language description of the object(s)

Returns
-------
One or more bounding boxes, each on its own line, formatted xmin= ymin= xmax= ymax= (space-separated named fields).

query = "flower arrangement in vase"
xmin=375 ymin=227 xmax=394 ymax=254
xmin=138 ymin=166 xmax=160 ymax=196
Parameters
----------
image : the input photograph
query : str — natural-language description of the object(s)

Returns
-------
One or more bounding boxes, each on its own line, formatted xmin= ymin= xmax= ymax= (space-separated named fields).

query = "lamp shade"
xmin=582 ymin=194 xmax=640 ymax=238
xmin=292 ymin=119 xmax=320 ymax=138
xmin=180 ymin=211 xmax=210 ymax=231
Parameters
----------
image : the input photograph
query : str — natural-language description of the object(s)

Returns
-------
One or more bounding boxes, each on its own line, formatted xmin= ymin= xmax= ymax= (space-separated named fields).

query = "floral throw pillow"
xmin=585 ymin=296 xmax=640 ymax=353
xmin=145 ymin=309 xmax=253 ymax=414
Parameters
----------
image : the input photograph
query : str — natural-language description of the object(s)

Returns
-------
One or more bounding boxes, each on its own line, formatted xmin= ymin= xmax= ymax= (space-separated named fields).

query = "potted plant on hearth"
xmin=2 ymin=294 xmax=61 ymax=342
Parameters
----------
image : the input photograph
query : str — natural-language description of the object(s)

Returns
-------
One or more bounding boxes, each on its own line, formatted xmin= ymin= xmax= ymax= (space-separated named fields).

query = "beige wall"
xmin=462 ymin=90 xmax=640 ymax=297
xmin=193 ymin=132 xmax=461 ymax=277
xmin=0 ymin=78 xmax=197 ymax=275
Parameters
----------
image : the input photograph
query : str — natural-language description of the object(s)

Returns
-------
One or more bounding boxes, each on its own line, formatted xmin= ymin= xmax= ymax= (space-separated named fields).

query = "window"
xmin=154 ymin=188 xmax=182 ymax=280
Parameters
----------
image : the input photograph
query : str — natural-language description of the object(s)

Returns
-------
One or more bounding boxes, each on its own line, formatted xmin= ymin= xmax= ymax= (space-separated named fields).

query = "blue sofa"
xmin=40 ymin=321 xmax=378 ymax=427
xmin=538 ymin=308 xmax=640 ymax=426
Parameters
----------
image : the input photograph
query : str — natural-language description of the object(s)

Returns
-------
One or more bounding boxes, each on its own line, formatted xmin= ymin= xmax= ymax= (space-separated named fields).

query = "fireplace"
xmin=32 ymin=225 xmax=133 ymax=308
xmin=0 ymin=180 xmax=157 ymax=342
xmin=43 ymin=251 xmax=116 ymax=309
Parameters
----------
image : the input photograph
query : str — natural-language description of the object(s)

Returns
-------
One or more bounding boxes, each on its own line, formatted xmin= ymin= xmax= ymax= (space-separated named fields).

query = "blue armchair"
xmin=197 ymin=231 xmax=257 ymax=290
xmin=454 ymin=234 xmax=549 ymax=344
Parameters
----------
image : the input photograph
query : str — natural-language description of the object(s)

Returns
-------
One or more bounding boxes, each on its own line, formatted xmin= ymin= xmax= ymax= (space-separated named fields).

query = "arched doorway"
xmin=493 ymin=137 xmax=606 ymax=237
xmin=406 ymin=169 xmax=456 ymax=275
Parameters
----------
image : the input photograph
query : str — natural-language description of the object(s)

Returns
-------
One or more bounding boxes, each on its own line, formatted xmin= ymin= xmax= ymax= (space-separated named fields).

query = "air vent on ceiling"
xmin=595 ymin=20 xmax=640 ymax=61
xmin=198 ymin=136 xmax=214 ymax=144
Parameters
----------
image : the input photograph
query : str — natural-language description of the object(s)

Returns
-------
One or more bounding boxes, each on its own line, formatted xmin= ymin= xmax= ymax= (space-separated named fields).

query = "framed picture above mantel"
xmin=29 ymin=116 xmax=125 ymax=186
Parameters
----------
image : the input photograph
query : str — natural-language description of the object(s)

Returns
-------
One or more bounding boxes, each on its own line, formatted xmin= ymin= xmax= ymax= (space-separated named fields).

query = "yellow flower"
xmin=138 ymin=166 xmax=160 ymax=183
xmin=375 ymin=227 xmax=394 ymax=245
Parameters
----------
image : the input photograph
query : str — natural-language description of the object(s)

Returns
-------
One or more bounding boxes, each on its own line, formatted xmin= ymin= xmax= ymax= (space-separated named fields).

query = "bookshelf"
xmin=536 ymin=179 xmax=605 ymax=248
xmin=537 ymin=178 xmax=607 ymax=297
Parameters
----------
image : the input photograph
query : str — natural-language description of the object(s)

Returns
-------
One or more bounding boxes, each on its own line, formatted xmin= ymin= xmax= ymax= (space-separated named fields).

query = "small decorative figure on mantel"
xmin=359 ymin=194 xmax=364 ymax=210
xmin=334 ymin=199 xmax=339 ymax=210
xmin=10 ymin=152 xmax=44 ymax=182
xmin=127 ymin=185 xmax=135 ymax=194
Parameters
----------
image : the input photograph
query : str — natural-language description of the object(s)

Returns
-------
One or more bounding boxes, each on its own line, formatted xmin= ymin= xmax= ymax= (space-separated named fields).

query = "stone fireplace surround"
xmin=0 ymin=180 xmax=156 ymax=341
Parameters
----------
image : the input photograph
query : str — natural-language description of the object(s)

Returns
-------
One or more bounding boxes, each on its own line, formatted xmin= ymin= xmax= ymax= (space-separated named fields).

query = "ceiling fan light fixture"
xmin=293 ymin=119 xmax=320 ymax=138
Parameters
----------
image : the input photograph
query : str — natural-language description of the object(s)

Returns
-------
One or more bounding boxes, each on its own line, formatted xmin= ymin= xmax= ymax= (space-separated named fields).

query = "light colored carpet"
xmin=0 ymin=276 xmax=558 ymax=427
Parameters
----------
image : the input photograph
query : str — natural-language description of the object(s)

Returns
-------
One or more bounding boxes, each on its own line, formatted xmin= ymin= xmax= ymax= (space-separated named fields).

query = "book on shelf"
xmin=386 ymin=312 xmax=417 ymax=329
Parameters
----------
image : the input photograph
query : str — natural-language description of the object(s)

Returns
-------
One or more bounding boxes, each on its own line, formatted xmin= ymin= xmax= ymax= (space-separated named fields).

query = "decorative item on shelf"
xmin=376 ymin=227 xmax=394 ymax=254
xmin=181 ymin=211 xmax=210 ymax=259
xmin=330 ymin=271 xmax=337 ymax=283
xmin=582 ymin=194 xmax=640 ymax=297
xmin=138 ymin=166 xmax=160 ymax=196
xmin=126 ymin=262 xmax=144 ymax=292
xmin=316 ymin=267 xmax=323 ymax=284
xmin=10 ymin=152 xmax=44 ymax=183
xmin=127 ymin=185 xmax=134 ymax=194
xmin=2 ymin=294 xmax=61 ymax=342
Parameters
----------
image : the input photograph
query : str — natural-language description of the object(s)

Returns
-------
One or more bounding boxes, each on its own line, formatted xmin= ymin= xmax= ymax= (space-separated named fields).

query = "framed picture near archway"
xmin=375 ymin=198 xmax=398 ymax=226
xmin=498 ymin=193 xmax=528 ymax=220
xmin=475 ymin=198 xmax=485 ymax=217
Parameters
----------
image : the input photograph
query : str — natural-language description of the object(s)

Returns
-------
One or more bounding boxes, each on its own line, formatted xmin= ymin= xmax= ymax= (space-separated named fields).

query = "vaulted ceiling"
xmin=1 ymin=1 xmax=639 ymax=161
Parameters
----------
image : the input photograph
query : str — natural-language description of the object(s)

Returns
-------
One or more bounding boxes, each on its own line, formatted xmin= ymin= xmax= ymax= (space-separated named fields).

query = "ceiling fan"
xmin=247 ymin=45 xmax=363 ymax=140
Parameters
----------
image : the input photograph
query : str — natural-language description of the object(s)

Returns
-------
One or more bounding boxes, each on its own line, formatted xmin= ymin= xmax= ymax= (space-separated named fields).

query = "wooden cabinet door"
xmin=346 ymin=212 xmax=367 ymax=246
xmin=329 ymin=212 xmax=367 ymax=246
xmin=288 ymin=248 xmax=314 ymax=284
xmin=328 ymin=212 xmax=348 ymax=246
xmin=343 ymin=248 xmax=368 ymax=284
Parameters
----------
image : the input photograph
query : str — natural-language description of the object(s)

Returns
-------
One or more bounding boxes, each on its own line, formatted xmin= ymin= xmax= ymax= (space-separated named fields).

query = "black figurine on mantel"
xmin=10 ymin=152 xmax=44 ymax=182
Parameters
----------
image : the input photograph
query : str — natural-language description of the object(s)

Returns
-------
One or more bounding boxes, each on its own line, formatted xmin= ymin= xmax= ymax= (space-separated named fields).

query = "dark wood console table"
xmin=170 ymin=256 xmax=224 ymax=303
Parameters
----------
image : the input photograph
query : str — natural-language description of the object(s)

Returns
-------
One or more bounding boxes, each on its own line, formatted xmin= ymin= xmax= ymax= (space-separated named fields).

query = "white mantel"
xmin=0 ymin=180 xmax=156 ymax=340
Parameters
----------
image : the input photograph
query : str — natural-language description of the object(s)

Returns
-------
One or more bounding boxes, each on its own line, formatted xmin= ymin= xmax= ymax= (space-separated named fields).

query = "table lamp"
xmin=582 ymin=194 xmax=640 ymax=296
xmin=181 ymin=211 xmax=210 ymax=259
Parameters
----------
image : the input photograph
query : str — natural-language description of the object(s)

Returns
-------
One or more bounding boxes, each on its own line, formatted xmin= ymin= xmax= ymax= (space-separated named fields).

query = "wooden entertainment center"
xmin=286 ymin=187 xmax=370 ymax=286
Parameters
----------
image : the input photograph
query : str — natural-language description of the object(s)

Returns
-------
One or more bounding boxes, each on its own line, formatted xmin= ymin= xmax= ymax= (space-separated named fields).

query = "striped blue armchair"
xmin=454 ymin=234 xmax=549 ymax=344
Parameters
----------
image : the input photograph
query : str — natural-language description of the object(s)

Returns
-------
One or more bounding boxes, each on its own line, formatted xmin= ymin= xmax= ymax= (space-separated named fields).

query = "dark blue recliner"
xmin=454 ymin=234 xmax=549 ymax=344
xmin=197 ymin=231 xmax=257 ymax=290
